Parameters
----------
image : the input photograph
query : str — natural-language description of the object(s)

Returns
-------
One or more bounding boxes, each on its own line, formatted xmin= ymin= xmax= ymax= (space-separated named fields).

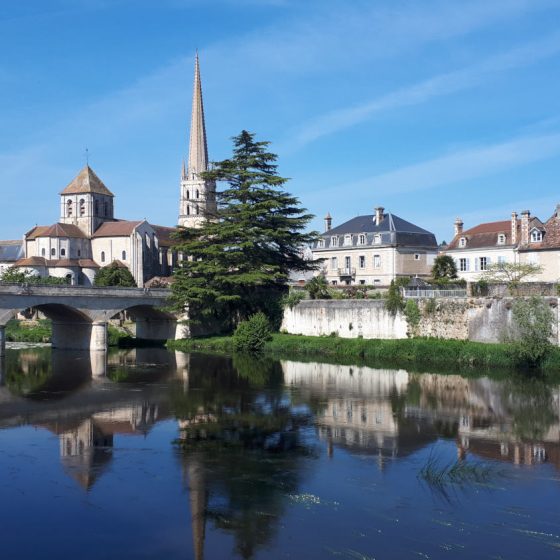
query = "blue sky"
xmin=2 ymin=0 xmax=560 ymax=243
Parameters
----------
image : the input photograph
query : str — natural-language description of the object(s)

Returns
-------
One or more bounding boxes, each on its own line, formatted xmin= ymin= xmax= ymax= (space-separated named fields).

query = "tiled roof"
xmin=61 ymin=165 xmax=114 ymax=196
xmin=151 ymin=225 xmax=179 ymax=247
xmin=15 ymin=256 xmax=48 ymax=267
xmin=14 ymin=257 xmax=100 ymax=268
xmin=92 ymin=220 xmax=142 ymax=238
xmin=26 ymin=223 xmax=87 ymax=239
xmin=447 ymin=220 xmax=519 ymax=250
xmin=519 ymin=210 xmax=560 ymax=251
xmin=0 ymin=240 xmax=24 ymax=262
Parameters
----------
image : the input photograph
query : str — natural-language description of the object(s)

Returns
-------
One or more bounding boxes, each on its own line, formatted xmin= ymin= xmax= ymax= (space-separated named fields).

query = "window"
xmin=359 ymin=255 xmax=366 ymax=269
xmin=122 ymin=251 xmax=127 ymax=261
xmin=41 ymin=248 xmax=45 ymax=257
xmin=345 ymin=256 xmax=351 ymax=269
xmin=67 ymin=200 xmax=73 ymax=217
xmin=186 ymin=190 xmax=189 ymax=199
xmin=479 ymin=257 xmax=488 ymax=271
xmin=196 ymin=205 xmax=200 ymax=215
xmin=497 ymin=233 xmax=506 ymax=245
xmin=344 ymin=234 xmax=352 ymax=246
xmin=414 ymin=254 xmax=421 ymax=260
xmin=79 ymin=199 xmax=86 ymax=217
xmin=331 ymin=280 xmax=338 ymax=285
xmin=101 ymin=251 xmax=106 ymax=263
xmin=358 ymin=234 xmax=366 ymax=245
xmin=459 ymin=237 xmax=467 ymax=248
xmin=373 ymin=234 xmax=381 ymax=244
xmin=60 ymin=248 xmax=66 ymax=256
xmin=373 ymin=254 xmax=381 ymax=268
xmin=331 ymin=236 xmax=338 ymax=247
xmin=331 ymin=257 xmax=338 ymax=270
xmin=318 ymin=239 xmax=324 ymax=248
xmin=196 ymin=189 xmax=199 ymax=199
xmin=51 ymin=248 xmax=56 ymax=256
xmin=530 ymin=229 xmax=542 ymax=242
xmin=187 ymin=206 xmax=190 ymax=215
xmin=497 ymin=256 xmax=506 ymax=264
xmin=373 ymin=279 xmax=381 ymax=285
xmin=104 ymin=201 xmax=109 ymax=216
xmin=459 ymin=258 xmax=469 ymax=272
xmin=77 ymin=249 xmax=81 ymax=257
xmin=359 ymin=280 xmax=365 ymax=285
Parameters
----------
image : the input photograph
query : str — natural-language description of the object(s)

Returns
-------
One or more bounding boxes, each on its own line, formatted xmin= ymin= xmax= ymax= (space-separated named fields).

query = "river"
xmin=0 ymin=346 xmax=559 ymax=559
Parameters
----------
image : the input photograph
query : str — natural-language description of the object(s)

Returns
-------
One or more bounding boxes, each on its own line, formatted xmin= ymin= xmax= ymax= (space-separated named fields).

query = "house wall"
xmin=518 ymin=251 xmax=560 ymax=282
xmin=445 ymin=247 xmax=517 ymax=281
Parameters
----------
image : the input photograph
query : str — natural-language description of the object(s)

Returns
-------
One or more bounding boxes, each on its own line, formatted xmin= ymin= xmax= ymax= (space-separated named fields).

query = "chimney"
xmin=324 ymin=212 xmax=332 ymax=232
xmin=454 ymin=217 xmax=463 ymax=236
xmin=520 ymin=210 xmax=530 ymax=245
xmin=375 ymin=206 xmax=384 ymax=225
xmin=511 ymin=211 xmax=518 ymax=245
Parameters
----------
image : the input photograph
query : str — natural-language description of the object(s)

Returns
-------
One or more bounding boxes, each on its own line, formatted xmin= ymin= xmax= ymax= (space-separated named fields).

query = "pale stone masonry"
xmin=312 ymin=207 xmax=438 ymax=286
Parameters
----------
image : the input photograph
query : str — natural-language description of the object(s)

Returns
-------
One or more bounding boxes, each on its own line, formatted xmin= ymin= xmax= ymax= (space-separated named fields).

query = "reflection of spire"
xmin=187 ymin=459 xmax=207 ymax=560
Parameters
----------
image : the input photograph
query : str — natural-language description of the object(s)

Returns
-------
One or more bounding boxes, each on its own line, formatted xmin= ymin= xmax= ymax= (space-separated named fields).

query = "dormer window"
xmin=497 ymin=234 xmax=506 ymax=245
xmin=358 ymin=234 xmax=366 ymax=245
xmin=459 ymin=237 xmax=467 ymax=248
xmin=331 ymin=236 xmax=338 ymax=247
xmin=373 ymin=234 xmax=381 ymax=244
xmin=318 ymin=239 xmax=325 ymax=248
xmin=530 ymin=229 xmax=542 ymax=243
xmin=344 ymin=234 xmax=352 ymax=246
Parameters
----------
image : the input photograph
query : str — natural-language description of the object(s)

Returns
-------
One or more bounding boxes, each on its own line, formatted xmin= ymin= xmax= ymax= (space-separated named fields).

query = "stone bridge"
xmin=0 ymin=284 xmax=189 ymax=355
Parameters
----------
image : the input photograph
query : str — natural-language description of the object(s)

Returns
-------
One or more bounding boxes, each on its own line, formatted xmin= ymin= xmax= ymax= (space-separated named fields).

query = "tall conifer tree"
xmin=171 ymin=130 xmax=317 ymax=325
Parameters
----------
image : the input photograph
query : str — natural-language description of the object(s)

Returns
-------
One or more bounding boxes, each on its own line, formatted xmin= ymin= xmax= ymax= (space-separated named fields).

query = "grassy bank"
xmin=167 ymin=333 xmax=560 ymax=375
xmin=5 ymin=319 xmax=52 ymax=343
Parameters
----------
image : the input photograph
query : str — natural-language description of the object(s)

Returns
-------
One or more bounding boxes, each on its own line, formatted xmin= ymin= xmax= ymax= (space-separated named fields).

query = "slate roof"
xmin=317 ymin=212 xmax=437 ymax=249
xmin=61 ymin=165 xmax=114 ymax=197
xmin=0 ymin=240 xmax=24 ymax=262
xmin=92 ymin=220 xmax=142 ymax=238
xmin=26 ymin=223 xmax=87 ymax=239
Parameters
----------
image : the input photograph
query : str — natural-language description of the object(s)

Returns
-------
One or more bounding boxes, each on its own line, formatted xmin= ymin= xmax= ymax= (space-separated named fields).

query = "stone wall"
xmin=282 ymin=297 xmax=560 ymax=345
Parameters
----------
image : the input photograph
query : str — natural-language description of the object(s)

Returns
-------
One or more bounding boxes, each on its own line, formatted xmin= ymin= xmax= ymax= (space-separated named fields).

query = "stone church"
xmin=4 ymin=54 xmax=214 ymax=287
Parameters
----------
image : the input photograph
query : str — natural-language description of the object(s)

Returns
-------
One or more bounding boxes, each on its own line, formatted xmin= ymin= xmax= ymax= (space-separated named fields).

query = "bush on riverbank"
xmin=5 ymin=319 xmax=52 ymax=343
xmin=168 ymin=333 xmax=560 ymax=374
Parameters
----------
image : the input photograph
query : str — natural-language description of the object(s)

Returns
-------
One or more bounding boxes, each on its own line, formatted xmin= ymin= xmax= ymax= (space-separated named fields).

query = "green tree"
xmin=306 ymin=274 xmax=330 ymax=300
xmin=431 ymin=255 xmax=458 ymax=283
xmin=94 ymin=262 xmax=136 ymax=287
xmin=385 ymin=280 xmax=405 ymax=315
xmin=0 ymin=266 xmax=68 ymax=285
xmin=512 ymin=296 xmax=554 ymax=367
xmin=171 ymin=130 xmax=318 ymax=327
xmin=481 ymin=262 xmax=542 ymax=294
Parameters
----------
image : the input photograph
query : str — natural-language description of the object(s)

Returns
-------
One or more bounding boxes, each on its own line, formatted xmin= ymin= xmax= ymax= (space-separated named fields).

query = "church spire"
xmin=187 ymin=52 xmax=209 ymax=180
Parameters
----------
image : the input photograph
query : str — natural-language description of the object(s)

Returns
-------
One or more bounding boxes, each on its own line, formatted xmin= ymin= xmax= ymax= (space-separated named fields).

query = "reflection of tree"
xmin=174 ymin=354 xmax=313 ymax=559
xmin=5 ymin=348 xmax=53 ymax=397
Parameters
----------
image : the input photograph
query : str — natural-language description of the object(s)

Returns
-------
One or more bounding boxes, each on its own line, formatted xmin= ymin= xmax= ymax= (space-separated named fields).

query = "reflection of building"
xmin=46 ymin=403 xmax=161 ymax=490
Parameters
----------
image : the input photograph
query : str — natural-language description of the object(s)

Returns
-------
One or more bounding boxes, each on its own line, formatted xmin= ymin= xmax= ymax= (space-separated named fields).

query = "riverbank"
xmin=167 ymin=333 xmax=560 ymax=375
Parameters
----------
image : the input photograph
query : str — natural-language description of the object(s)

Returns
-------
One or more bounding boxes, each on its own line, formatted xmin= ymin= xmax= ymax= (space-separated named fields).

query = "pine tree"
xmin=171 ymin=130 xmax=318 ymax=327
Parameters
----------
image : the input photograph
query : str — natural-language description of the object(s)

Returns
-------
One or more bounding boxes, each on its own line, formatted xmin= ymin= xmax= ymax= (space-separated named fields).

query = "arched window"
xmin=79 ymin=199 xmax=86 ymax=217
xmin=60 ymin=248 xmax=66 ymax=256
xmin=196 ymin=205 xmax=200 ymax=215
xmin=41 ymin=248 xmax=46 ymax=257
xmin=122 ymin=250 xmax=127 ymax=261
xmin=101 ymin=251 xmax=105 ymax=263
xmin=67 ymin=200 xmax=73 ymax=217
xmin=186 ymin=190 xmax=189 ymax=199
xmin=51 ymin=248 xmax=56 ymax=256
xmin=196 ymin=189 xmax=199 ymax=199
xmin=187 ymin=206 xmax=190 ymax=215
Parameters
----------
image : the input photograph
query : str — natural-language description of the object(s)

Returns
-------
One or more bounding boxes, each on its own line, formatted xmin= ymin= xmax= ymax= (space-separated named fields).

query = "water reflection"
xmin=1 ymin=348 xmax=560 ymax=558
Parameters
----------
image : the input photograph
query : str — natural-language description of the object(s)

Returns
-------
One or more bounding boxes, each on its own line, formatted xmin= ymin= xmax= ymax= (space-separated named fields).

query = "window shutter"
xmin=475 ymin=258 xmax=479 ymax=271
xmin=466 ymin=259 xmax=470 ymax=272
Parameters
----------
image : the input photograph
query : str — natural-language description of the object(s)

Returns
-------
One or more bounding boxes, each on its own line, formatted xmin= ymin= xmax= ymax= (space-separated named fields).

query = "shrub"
xmin=94 ymin=262 xmax=136 ymax=287
xmin=424 ymin=298 xmax=437 ymax=315
xmin=385 ymin=280 xmax=404 ymax=315
xmin=282 ymin=289 xmax=307 ymax=310
xmin=306 ymin=275 xmax=331 ymax=299
xmin=233 ymin=312 xmax=272 ymax=353
xmin=512 ymin=297 xmax=554 ymax=367
xmin=404 ymin=299 xmax=421 ymax=336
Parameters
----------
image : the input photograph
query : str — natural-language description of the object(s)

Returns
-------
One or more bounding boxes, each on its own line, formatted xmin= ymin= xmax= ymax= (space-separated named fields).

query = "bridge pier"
xmin=0 ymin=325 xmax=5 ymax=358
xmin=51 ymin=321 xmax=107 ymax=351
xmin=91 ymin=322 xmax=108 ymax=352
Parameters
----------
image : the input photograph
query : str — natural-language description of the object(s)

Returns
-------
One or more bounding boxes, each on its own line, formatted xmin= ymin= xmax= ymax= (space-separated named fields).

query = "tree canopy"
xmin=170 ymin=130 xmax=317 ymax=327
xmin=94 ymin=262 xmax=136 ymax=287
xmin=481 ymin=262 xmax=542 ymax=293
xmin=431 ymin=255 xmax=458 ymax=283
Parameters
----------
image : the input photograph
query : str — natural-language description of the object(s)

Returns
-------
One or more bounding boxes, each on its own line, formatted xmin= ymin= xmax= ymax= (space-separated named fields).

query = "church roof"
xmin=92 ymin=220 xmax=142 ymax=238
xmin=61 ymin=165 xmax=114 ymax=197
xmin=0 ymin=240 xmax=24 ymax=262
xmin=14 ymin=257 xmax=100 ymax=268
xmin=151 ymin=225 xmax=178 ymax=247
xmin=26 ymin=223 xmax=87 ymax=239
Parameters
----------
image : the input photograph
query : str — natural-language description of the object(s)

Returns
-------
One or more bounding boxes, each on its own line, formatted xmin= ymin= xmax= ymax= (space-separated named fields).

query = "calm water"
xmin=1 ymin=347 xmax=560 ymax=559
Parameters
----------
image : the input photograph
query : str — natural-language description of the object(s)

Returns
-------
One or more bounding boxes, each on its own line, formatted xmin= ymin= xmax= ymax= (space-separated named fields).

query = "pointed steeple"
xmin=181 ymin=159 xmax=187 ymax=180
xmin=187 ymin=52 xmax=209 ymax=179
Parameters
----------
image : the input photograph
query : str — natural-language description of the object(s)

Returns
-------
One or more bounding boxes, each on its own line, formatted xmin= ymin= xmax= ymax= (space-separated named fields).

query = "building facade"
xmin=312 ymin=207 xmax=438 ymax=286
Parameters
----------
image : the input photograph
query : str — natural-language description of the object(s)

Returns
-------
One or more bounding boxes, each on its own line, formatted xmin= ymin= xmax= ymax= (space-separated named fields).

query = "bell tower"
xmin=178 ymin=53 xmax=216 ymax=228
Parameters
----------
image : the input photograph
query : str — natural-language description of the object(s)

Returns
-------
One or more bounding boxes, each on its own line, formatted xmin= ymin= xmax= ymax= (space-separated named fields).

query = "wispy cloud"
xmin=325 ymin=131 xmax=560 ymax=196
xmin=288 ymin=32 xmax=560 ymax=150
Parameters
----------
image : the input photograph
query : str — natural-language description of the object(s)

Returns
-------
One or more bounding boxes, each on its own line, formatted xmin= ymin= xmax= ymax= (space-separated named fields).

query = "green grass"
xmin=167 ymin=333 xmax=560 ymax=377
xmin=5 ymin=319 xmax=52 ymax=343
